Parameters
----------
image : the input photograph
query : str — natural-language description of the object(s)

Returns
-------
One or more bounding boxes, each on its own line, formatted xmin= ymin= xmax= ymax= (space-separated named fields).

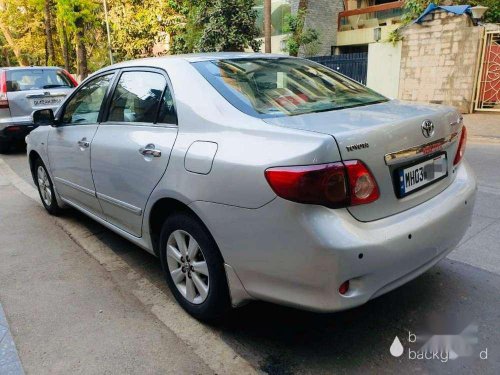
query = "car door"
xmin=91 ymin=68 xmax=178 ymax=237
xmin=47 ymin=72 xmax=115 ymax=215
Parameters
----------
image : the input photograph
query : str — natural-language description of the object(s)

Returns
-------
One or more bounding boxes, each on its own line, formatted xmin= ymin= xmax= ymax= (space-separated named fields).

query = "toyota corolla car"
xmin=0 ymin=66 xmax=77 ymax=153
xmin=26 ymin=53 xmax=476 ymax=321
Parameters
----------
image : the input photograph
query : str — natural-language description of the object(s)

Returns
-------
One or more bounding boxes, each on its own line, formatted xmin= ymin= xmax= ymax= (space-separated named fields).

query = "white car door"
xmin=47 ymin=73 xmax=115 ymax=215
xmin=90 ymin=69 xmax=178 ymax=237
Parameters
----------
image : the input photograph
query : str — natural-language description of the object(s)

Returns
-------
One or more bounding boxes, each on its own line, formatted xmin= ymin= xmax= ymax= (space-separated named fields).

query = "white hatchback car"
xmin=27 ymin=54 xmax=476 ymax=321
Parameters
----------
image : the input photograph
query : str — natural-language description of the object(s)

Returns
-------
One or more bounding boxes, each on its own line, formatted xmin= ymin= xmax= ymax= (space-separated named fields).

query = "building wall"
xmin=290 ymin=0 xmax=345 ymax=56
xmin=367 ymin=41 xmax=402 ymax=98
xmin=398 ymin=11 xmax=484 ymax=113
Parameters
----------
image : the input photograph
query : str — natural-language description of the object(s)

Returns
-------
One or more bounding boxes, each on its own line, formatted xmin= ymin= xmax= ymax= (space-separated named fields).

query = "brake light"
xmin=0 ymin=71 xmax=8 ymax=109
xmin=265 ymin=160 xmax=379 ymax=209
xmin=453 ymin=126 xmax=467 ymax=166
xmin=62 ymin=69 xmax=78 ymax=87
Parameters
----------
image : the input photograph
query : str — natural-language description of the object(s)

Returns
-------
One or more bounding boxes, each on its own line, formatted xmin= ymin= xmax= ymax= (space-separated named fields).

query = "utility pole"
xmin=264 ymin=0 xmax=271 ymax=53
xmin=103 ymin=0 xmax=113 ymax=64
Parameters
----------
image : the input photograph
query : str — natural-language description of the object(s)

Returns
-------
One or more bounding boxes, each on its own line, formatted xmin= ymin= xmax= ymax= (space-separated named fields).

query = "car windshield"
xmin=193 ymin=57 xmax=387 ymax=117
xmin=6 ymin=69 xmax=74 ymax=92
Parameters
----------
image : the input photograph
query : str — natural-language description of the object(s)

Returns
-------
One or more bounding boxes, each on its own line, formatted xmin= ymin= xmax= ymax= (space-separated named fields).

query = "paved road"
xmin=0 ymin=142 xmax=499 ymax=374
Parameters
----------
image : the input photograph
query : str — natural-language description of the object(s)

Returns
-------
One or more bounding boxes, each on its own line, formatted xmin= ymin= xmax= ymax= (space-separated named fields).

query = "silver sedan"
xmin=26 ymin=53 xmax=476 ymax=321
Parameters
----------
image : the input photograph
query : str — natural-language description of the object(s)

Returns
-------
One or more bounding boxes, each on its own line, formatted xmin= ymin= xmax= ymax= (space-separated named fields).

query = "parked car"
xmin=0 ymin=66 xmax=77 ymax=153
xmin=26 ymin=53 xmax=475 ymax=321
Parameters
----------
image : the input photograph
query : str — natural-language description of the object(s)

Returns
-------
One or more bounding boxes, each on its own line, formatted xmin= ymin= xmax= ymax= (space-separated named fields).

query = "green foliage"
xmin=386 ymin=29 xmax=403 ymax=46
xmin=196 ymin=0 xmax=262 ymax=52
xmin=402 ymin=0 xmax=500 ymax=24
xmin=282 ymin=10 xmax=320 ymax=57
xmin=456 ymin=0 xmax=500 ymax=23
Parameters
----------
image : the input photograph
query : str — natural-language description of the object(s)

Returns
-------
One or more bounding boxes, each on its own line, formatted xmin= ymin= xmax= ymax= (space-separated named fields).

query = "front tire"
xmin=35 ymin=158 xmax=60 ymax=215
xmin=159 ymin=212 xmax=231 ymax=321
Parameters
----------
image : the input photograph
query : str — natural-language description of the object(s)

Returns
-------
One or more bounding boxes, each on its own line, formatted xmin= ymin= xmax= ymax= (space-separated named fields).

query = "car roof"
xmin=0 ymin=66 xmax=63 ymax=71
xmin=92 ymin=52 xmax=291 ymax=76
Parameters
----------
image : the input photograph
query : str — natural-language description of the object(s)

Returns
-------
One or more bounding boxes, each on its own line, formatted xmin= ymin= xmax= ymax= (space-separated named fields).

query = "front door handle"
xmin=77 ymin=138 xmax=90 ymax=149
xmin=139 ymin=144 xmax=161 ymax=158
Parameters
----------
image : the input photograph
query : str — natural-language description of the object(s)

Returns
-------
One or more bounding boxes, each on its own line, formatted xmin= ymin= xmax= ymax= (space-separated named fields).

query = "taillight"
xmin=453 ymin=126 xmax=467 ymax=166
xmin=0 ymin=71 xmax=8 ymax=109
xmin=62 ymin=69 xmax=78 ymax=87
xmin=265 ymin=160 xmax=379 ymax=209
xmin=344 ymin=160 xmax=380 ymax=206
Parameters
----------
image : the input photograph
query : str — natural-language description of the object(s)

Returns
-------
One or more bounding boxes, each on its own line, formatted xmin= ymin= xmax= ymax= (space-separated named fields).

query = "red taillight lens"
xmin=265 ymin=160 xmax=379 ymax=208
xmin=265 ymin=162 xmax=349 ymax=208
xmin=453 ymin=126 xmax=467 ymax=166
xmin=0 ymin=70 xmax=8 ymax=109
xmin=344 ymin=160 xmax=380 ymax=206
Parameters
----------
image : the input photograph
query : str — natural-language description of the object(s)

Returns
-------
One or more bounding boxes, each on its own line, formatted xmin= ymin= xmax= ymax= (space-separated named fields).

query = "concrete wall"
xmin=398 ymin=11 xmax=484 ymax=113
xmin=367 ymin=41 xmax=402 ymax=98
xmin=291 ymin=0 xmax=345 ymax=56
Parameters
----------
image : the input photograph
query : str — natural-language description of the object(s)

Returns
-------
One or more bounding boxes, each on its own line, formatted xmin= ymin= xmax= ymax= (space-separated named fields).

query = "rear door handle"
xmin=77 ymin=138 xmax=90 ymax=149
xmin=139 ymin=144 xmax=161 ymax=158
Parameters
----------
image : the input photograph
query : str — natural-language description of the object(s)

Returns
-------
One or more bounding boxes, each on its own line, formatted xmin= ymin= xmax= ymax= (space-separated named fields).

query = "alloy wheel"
xmin=37 ymin=166 xmax=52 ymax=207
xmin=166 ymin=230 xmax=210 ymax=304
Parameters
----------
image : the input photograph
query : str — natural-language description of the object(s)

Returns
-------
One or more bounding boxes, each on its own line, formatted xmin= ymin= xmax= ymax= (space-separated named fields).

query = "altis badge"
xmin=346 ymin=142 xmax=369 ymax=152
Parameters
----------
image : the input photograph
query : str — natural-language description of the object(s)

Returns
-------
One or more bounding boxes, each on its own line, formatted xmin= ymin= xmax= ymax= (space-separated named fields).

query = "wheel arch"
xmin=148 ymin=197 xmax=221 ymax=259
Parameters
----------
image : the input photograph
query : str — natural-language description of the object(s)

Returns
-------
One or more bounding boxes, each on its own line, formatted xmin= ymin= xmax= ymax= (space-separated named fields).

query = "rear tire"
xmin=159 ymin=211 xmax=231 ymax=322
xmin=34 ymin=158 xmax=61 ymax=215
xmin=0 ymin=140 xmax=9 ymax=154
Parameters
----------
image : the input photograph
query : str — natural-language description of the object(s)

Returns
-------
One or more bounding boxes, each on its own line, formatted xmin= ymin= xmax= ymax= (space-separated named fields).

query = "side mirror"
xmin=32 ymin=109 xmax=55 ymax=126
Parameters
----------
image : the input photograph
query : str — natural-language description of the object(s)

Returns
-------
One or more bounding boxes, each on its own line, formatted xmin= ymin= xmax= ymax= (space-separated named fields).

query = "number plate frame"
xmin=393 ymin=152 xmax=448 ymax=198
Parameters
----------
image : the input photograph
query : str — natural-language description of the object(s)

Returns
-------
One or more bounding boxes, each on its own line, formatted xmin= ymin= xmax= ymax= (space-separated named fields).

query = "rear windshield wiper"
xmin=42 ymin=84 xmax=70 ymax=89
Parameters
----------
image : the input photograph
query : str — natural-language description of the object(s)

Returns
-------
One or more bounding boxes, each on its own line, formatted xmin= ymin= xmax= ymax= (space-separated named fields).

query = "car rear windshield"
xmin=193 ymin=57 xmax=387 ymax=118
xmin=6 ymin=69 xmax=74 ymax=92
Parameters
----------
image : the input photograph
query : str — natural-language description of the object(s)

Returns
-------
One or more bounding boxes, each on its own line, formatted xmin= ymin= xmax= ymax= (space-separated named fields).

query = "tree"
xmin=43 ymin=0 xmax=56 ymax=65
xmin=264 ymin=0 xmax=270 ymax=53
xmin=197 ymin=0 xmax=262 ymax=52
xmin=282 ymin=3 xmax=319 ymax=57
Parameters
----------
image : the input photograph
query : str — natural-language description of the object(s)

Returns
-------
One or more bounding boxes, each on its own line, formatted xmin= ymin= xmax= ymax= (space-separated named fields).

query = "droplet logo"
xmin=390 ymin=336 xmax=404 ymax=357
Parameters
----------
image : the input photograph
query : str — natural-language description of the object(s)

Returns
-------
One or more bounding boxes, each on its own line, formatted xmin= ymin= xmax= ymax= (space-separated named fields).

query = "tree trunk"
xmin=44 ymin=0 xmax=56 ymax=65
xmin=0 ymin=22 xmax=28 ymax=66
xmin=61 ymin=25 xmax=70 ymax=71
xmin=264 ymin=0 xmax=271 ymax=53
xmin=75 ymin=30 xmax=88 ymax=80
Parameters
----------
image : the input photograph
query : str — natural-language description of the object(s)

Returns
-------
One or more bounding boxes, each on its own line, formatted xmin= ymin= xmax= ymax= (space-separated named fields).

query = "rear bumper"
xmin=190 ymin=160 xmax=477 ymax=311
xmin=0 ymin=118 xmax=37 ymax=142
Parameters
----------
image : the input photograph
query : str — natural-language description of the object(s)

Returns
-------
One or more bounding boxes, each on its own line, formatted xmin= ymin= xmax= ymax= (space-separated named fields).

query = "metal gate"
xmin=309 ymin=53 xmax=368 ymax=85
xmin=475 ymin=31 xmax=500 ymax=111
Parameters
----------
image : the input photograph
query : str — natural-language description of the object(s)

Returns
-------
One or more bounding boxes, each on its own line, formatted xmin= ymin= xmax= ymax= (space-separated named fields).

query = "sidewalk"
xmin=463 ymin=113 xmax=500 ymax=142
xmin=0 ymin=175 xmax=212 ymax=374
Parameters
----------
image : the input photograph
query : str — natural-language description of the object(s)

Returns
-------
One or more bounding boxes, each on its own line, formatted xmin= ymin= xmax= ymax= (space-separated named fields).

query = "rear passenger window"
xmin=157 ymin=85 xmax=177 ymax=124
xmin=108 ymin=71 xmax=166 ymax=123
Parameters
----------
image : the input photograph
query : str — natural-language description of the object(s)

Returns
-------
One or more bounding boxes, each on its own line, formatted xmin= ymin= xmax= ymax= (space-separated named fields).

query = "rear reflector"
xmin=0 ymin=70 xmax=8 ymax=109
xmin=6 ymin=126 xmax=21 ymax=132
xmin=265 ymin=160 xmax=379 ymax=209
xmin=453 ymin=126 xmax=467 ymax=166
xmin=338 ymin=280 xmax=350 ymax=295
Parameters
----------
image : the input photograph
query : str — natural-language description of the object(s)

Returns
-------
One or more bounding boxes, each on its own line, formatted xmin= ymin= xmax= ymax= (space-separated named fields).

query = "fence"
xmin=308 ymin=52 xmax=368 ymax=85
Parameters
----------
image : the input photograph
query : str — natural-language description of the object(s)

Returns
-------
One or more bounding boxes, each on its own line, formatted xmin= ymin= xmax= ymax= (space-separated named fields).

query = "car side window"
xmin=107 ymin=71 xmax=166 ymax=123
xmin=62 ymin=74 xmax=113 ymax=125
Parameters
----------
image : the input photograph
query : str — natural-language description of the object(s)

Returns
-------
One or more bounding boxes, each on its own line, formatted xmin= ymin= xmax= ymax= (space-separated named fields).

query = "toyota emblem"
xmin=421 ymin=120 xmax=435 ymax=138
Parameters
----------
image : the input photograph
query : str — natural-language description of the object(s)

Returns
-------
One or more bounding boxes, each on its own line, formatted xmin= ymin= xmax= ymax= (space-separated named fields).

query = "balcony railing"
xmin=338 ymin=1 xmax=405 ymax=31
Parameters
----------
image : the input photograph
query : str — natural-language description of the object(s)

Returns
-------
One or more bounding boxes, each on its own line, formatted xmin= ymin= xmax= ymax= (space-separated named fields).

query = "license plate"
xmin=397 ymin=153 xmax=447 ymax=197
xmin=31 ymin=97 xmax=63 ymax=107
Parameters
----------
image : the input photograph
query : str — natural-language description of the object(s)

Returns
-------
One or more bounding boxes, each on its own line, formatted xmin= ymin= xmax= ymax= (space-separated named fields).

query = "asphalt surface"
xmin=0 ymin=142 xmax=499 ymax=374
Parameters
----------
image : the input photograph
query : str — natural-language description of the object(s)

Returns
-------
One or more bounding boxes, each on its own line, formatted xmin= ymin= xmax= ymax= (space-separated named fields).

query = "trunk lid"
xmin=264 ymin=100 xmax=463 ymax=221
